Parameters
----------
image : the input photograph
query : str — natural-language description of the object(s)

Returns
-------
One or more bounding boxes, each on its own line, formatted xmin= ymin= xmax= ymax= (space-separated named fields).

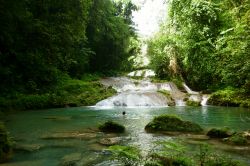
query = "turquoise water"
xmin=2 ymin=106 xmax=250 ymax=165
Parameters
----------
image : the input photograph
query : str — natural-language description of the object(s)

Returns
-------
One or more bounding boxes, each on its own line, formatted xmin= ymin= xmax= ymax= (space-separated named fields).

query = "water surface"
xmin=2 ymin=106 xmax=250 ymax=165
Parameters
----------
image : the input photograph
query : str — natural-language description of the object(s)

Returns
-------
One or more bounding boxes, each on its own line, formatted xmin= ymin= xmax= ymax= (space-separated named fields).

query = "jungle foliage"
xmin=0 ymin=0 xmax=137 ymax=94
xmin=147 ymin=0 xmax=250 ymax=94
xmin=0 ymin=0 xmax=138 ymax=109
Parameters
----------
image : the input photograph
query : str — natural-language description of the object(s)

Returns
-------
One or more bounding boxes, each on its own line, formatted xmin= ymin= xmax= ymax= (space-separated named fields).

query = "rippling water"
xmin=2 ymin=106 xmax=250 ymax=165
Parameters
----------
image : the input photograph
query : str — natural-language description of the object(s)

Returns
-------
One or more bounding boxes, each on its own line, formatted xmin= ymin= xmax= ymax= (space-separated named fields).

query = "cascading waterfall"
xmin=183 ymin=83 xmax=199 ymax=94
xmin=182 ymin=83 xmax=210 ymax=106
xmin=96 ymin=72 xmax=210 ymax=107
xmin=96 ymin=77 xmax=170 ymax=107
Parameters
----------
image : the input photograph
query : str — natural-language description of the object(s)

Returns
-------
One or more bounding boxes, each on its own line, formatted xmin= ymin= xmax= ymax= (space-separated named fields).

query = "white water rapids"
xmin=96 ymin=75 xmax=210 ymax=107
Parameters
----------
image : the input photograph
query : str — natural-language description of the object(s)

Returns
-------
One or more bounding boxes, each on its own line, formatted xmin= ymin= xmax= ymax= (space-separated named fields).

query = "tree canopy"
xmin=148 ymin=0 xmax=250 ymax=92
xmin=0 ymin=0 xmax=138 ymax=94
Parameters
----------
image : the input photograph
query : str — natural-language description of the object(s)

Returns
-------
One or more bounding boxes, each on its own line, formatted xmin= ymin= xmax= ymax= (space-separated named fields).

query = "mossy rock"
xmin=186 ymin=100 xmax=201 ymax=106
xmin=207 ymin=128 xmax=232 ymax=138
xmin=99 ymin=121 xmax=125 ymax=133
xmin=145 ymin=115 xmax=203 ymax=133
xmin=0 ymin=122 xmax=12 ymax=163
xmin=224 ymin=133 xmax=248 ymax=145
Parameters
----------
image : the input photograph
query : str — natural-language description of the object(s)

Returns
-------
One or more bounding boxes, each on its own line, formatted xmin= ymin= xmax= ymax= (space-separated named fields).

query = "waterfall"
xmin=96 ymin=75 xmax=190 ymax=107
xmin=96 ymin=77 xmax=212 ymax=107
xmin=201 ymin=95 xmax=210 ymax=106
xmin=96 ymin=92 xmax=168 ymax=107
xmin=175 ymin=99 xmax=186 ymax=106
xmin=96 ymin=76 xmax=170 ymax=107
xmin=183 ymin=83 xmax=199 ymax=94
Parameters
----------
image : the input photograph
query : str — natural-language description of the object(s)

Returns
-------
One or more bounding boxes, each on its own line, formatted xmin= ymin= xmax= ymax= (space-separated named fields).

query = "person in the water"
xmin=122 ymin=111 xmax=126 ymax=115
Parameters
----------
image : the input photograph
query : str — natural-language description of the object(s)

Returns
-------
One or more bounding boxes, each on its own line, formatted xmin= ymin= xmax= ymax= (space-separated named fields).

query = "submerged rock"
xmin=89 ymin=143 xmax=106 ymax=151
xmin=98 ymin=121 xmax=125 ymax=133
xmin=145 ymin=115 xmax=203 ymax=133
xmin=207 ymin=128 xmax=233 ymax=138
xmin=60 ymin=153 xmax=82 ymax=166
xmin=43 ymin=116 xmax=72 ymax=121
xmin=14 ymin=144 xmax=44 ymax=152
xmin=98 ymin=137 xmax=121 ymax=146
xmin=41 ymin=132 xmax=96 ymax=140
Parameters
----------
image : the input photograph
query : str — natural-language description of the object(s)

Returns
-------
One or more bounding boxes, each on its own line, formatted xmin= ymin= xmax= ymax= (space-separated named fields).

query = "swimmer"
xmin=122 ymin=111 xmax=126 ymax=115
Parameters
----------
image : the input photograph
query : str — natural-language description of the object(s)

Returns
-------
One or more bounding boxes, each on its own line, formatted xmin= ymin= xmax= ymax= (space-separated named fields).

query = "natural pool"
xmin=2 ymin=106 xmax=250 ymax=166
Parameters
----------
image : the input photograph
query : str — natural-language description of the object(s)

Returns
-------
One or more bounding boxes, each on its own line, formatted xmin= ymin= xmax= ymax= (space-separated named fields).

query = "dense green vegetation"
xmin=0 ymin=74 xmax=116 ymax=110
xmin=0 ymin=0 xmax=138 ymax=110
xmin=147 ymin=0 xmax=250 ymax=106
xmin=108 ymin=142 xmax=243 ymax=166
xmin=208 ymin=87 xmax=250 ymax=107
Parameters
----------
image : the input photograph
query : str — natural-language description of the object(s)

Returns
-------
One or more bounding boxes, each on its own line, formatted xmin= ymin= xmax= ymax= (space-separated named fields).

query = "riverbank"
xmin=0 ymin=74 xmax=116 ymax=111
xmin=208 ymin=87 xmax=250 ymax=108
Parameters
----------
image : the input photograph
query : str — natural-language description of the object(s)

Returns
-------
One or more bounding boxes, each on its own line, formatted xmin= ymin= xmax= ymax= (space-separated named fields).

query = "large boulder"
xmin=98 ymin=121 xmax=125 ymax=133
xmin=145 ymin=115 xmax=203 ymax=133
xmin=207 ymin=128 xmax=233 ymax=138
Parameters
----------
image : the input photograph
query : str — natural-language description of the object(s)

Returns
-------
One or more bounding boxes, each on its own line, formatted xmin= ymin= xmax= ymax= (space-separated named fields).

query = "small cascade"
xmin=128 ymin=69 xmax=155 ymax=77
xmin=96 ymin=92 xmax=168 ymax=107
xmin=183 ymin=83 xmax=204 ymax=105
xmin=183 ymin=83 xmax=199 ymax=94
xmin=201 ymin=95 xmax=210 ymax=106
xmin=96 ymin=76 xmax=169 ymax=107
xmin=175 ymin=99 xmax=186 ymax=106
xmin=189 ymin=95 xmax=201 ymax=102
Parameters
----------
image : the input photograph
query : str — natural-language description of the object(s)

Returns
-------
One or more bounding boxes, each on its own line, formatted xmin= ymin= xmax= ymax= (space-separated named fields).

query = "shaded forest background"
xmin=148 ymin=0 xmax=250 ymax=91
xmin=0 ymin=0 xmax=138 ymax=95
xmin=148 ymin=0 xmax=249 ymax=106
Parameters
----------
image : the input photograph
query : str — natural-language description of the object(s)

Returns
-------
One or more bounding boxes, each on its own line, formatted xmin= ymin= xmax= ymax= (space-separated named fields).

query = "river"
xmin=2 ymin=106 xmax=250 ymax=166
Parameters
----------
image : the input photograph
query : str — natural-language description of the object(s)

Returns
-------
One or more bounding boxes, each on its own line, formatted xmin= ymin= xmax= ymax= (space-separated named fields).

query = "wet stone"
xmin=14 ymin=144 xmax=44 ymax=152
xmin=60 ymin=153 xmax=82 ymax=166
xmin=41 ymin=132 xmax=97 ymax=140
xmin=98 ymin=137 xmax=121 ymax=146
